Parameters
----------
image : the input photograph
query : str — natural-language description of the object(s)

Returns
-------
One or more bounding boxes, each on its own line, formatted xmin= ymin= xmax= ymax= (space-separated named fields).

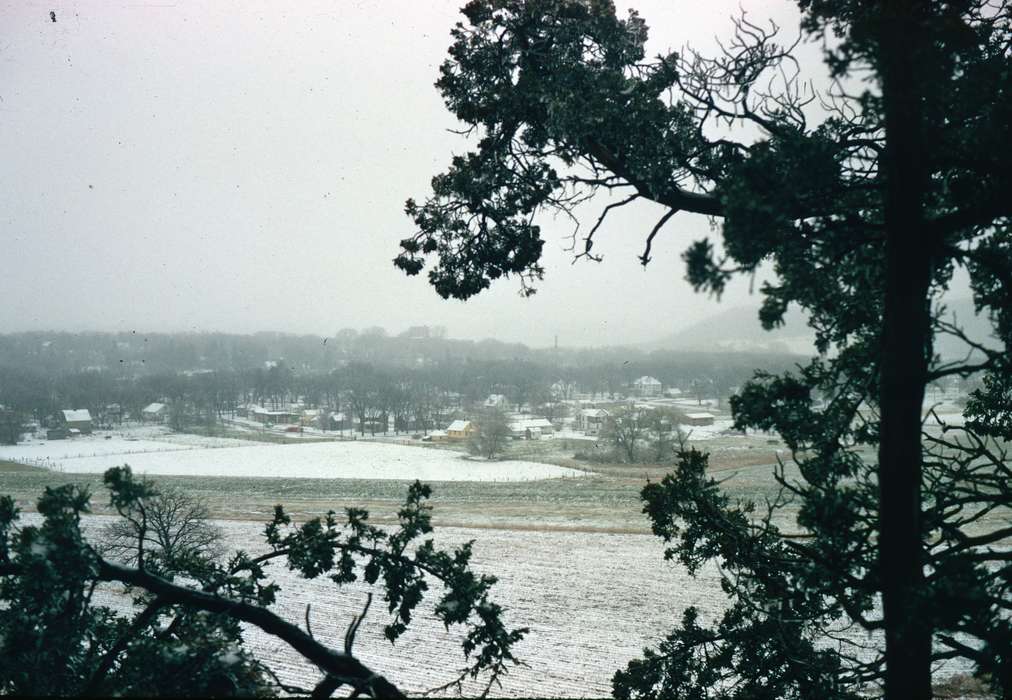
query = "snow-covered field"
xmin=72 ymin=517 xmax=974 ymax=698
xmin=236 ymin=523 xmax=727 ymax=697
xmin=0 ymin=431 xmax=583 ymax=482
xmin=0 ymin=430 xmax=249 ymax=467
xmin=678 ymin=417 xmax=739 ymax=440
xmin=76 ymin=515 xmax=727 ymax=697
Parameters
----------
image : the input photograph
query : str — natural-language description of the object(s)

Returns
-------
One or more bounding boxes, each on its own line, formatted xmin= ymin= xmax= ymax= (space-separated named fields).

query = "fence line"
xmin=16 ymin=456 xmax=65 ymax=473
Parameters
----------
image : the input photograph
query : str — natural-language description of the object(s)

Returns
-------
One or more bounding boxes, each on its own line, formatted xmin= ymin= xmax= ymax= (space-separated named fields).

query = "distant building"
xmin=104 ymin=403 xmax=123 ymax=423
xmin=251 ymin=407 xmax=299 ymax=425
xmin=576 ymin=408 xmax=609 ymax=435
xmin=509 ymin=417 xmax=555 ymax=440
xmin=356 ymin=415 xmax=389 ymax=434
xmin=684 ymin=412 xmax=716 ymax=426
xmin=446 ymin=420 xmax=476 ymax=441
xmin=484 ymin=394 xmax=508 ymax=408
xmin=403 ymin=325 xmax=449 ymax=340
xmin=60 ymin=409 xmax=93 ymax=434
xmin=632 ymin=376 xmax=663 ymax=396
xmin=46 ymin=427 xmax=68 ymax=440
xmin=550 ymin=380 xmax=575 ymax=400
xmin=326 ymin=411 xmax=350 ymax=431
xmin=142 ymin=402 xmax=168 ymax=422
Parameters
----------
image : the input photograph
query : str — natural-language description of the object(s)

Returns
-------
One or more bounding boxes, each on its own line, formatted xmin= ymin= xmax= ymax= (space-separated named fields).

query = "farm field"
xmin=0 ymin=429 xmax=582 ymax=482
xmin=0 ymin=427 xmax=251 ymax=464
xmin=71 ymin=514 xmax=730 ymax=697
xmin=233 ymin=522 xmax=727 ymax=697
xmin=6 ymin=430 xmax=990 ymax=697
xmin=0 ymin=449 xmax=793 ymax=533
xmin=0 ymin=425 xmax=801 ymax=531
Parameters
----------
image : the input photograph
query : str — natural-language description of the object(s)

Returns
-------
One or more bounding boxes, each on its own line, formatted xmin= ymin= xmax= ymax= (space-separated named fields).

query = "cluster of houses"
xmin=194 ymin=379 xmax=718 ymax=442
xmin=244 ymin=406 xmax=367 ymax=433
xmin=571 ymin=405 xmax=715 ymax=435
xmin=43 ymin=402 xmax=171 ymax=439
xmin=35 ymin=374 xmax=717 ymax=443
xmin=421 ymin=416 xmax=557 ymax=443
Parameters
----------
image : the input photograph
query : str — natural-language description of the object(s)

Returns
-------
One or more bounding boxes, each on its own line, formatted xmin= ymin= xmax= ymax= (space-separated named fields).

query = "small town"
xmin=1 ymin=1 xmax=1007 ymax=698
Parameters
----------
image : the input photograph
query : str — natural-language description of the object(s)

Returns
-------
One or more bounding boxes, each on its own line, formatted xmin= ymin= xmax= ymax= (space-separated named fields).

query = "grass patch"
xmin=0 ymin=459 xmax=46 ymax=473
xmin=0 ymin=434 xmax=810 ymax=532
xmin=0 ymin=467 xmax=647 ymax=530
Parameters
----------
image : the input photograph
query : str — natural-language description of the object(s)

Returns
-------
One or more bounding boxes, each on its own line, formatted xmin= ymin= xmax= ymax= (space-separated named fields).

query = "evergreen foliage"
xmin=400 ymin=1 xmax=1012 ymax=696
xmin=0 ymin=467 xmax=526 ymax=697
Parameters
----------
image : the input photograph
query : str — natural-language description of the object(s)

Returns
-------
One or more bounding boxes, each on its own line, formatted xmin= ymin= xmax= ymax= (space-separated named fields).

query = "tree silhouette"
xmin=399 ymin=1 xmax=1011 ymax=695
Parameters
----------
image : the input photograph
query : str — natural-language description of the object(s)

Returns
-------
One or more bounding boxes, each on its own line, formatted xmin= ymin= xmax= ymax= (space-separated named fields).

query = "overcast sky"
xmin=1 ymin=0 xmax=819 ymax=347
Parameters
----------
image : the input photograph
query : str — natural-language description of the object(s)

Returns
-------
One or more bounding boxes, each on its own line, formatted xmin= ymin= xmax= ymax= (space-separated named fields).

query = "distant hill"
xmin=646 ymin=299 xmax=1001 ymax=359
xmin=644 ymin=305 xmax=815 ymax=356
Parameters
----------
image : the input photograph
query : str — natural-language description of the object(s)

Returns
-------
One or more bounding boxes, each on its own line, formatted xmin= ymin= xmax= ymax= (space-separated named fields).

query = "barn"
xmin=142 ymin=402 xmax=168 ymax=422
xmin=60 ymin=409 xmax=93 ymax=434
xmin=684 ymin=412 xmax=716 ymax=427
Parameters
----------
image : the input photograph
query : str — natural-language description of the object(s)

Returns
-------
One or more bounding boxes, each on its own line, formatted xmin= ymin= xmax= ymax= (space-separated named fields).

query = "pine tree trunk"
xmin=878 ymin=3 xmax=934 ymax=697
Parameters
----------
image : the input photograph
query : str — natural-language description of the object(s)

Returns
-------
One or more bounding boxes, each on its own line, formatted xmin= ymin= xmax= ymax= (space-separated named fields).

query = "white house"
xmin=423 ymin=429 xmax=449 ymax=443
xmin=484 ymin=394 xmax=508 ymax=408
xmin=301 ymin=409 xmax=321 ymax=427
xmin=576 ymin=408 xmax=609 ymax=435
xmin=141 ymin=402 xmax=167 ymax=422
xmin=509 ymin=417 xmax=555 ymax=439
xmin=632 ymin=376 xmax=663 ymax=396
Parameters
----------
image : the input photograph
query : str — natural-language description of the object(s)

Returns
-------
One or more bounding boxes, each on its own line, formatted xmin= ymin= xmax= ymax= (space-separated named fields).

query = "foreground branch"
xmin=96 ymin=559 xmax=405 ymax=699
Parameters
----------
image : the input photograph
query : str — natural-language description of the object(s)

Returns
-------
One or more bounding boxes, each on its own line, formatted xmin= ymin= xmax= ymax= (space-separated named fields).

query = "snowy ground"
xmin=548 ymin=428 xmax=599 ymax=441
xmin=73 ymin=515 xmax=729 ymax=698
xmin=235 ymin=523 xmax=728 ymax=698
xmin=1 ymin=427 xmax=248 ymax=464
xmin=65 ymin=516 xmax=975 ymax=698
xmin=223 ymin=416 xmax=341 ymax=439
xmin=678 ymin=417 xmax=739 ymax=440
xmin=0 ymin=428 xmax=583 ymax=482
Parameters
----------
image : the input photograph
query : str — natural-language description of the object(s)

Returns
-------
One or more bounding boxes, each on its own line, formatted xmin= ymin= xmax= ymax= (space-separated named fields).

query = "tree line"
xmin=0 ymin=348 xmax=813 ymax=442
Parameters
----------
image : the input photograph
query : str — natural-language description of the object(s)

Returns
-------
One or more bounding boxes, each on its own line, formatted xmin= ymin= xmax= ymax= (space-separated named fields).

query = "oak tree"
xmin=468 ymin=408 xmax=513 ymax=460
